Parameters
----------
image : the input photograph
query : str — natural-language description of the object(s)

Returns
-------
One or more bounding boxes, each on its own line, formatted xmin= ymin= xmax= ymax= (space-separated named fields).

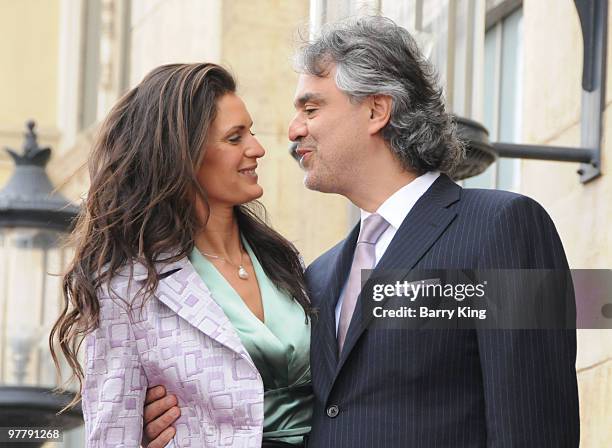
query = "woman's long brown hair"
xmin=49 ymin=63 xmax=312 ymax=411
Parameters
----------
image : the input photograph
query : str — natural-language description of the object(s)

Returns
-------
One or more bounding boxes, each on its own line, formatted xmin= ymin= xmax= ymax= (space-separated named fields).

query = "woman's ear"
xmin=367 ymin=94 xmax=392 ymax=135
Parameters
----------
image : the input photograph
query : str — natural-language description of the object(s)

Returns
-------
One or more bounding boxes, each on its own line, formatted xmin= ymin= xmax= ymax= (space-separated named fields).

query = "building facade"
xmin=0 ymin=0 xmax=610 ymax=445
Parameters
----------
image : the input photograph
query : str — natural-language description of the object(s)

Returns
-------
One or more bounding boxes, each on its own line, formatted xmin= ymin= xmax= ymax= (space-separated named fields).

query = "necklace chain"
xmin=199 ymin=245 xmax=249 ymax=280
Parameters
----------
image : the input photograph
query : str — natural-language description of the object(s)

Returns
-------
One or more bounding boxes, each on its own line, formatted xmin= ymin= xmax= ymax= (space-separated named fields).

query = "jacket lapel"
xmin=335 ymin=174 xmax=461 ymax=374
xmin=151 ymin=257 xmax=258 ymax=372
xmin=311 ymin=224 xmax=359 ymax=401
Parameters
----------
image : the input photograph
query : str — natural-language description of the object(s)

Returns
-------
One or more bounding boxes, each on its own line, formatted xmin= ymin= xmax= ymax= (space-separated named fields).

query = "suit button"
xmin=326 ymin=405 xmax=339 ymax=418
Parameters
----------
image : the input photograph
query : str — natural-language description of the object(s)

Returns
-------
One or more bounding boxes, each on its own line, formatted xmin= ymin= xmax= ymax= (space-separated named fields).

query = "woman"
xmin=50 ymin=63 xmax=313 ymax=447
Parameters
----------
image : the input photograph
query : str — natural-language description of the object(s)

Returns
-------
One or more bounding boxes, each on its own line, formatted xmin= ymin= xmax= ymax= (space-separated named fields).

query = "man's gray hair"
xmin=294 ymin=16 xmax=464 ymax=174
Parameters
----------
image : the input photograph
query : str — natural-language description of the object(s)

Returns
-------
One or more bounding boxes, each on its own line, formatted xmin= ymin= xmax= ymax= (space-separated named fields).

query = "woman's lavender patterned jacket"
xmin=82 ymin=256 xmax=264 ymax=447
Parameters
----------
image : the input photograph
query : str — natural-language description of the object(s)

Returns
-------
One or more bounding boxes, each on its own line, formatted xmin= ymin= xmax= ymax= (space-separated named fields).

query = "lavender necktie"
xmin=337 ymin=213 xmax=390 ymax=353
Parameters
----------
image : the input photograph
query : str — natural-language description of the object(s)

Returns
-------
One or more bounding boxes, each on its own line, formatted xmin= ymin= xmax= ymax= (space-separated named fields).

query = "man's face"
xmin=288 ymin=67 xmax=371 ymax=194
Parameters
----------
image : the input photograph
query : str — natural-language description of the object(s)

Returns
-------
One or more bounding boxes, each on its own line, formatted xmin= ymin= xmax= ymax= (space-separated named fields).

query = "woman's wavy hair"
xmin=49 ymin=63 xmax=312 ymax=411
xmin=294 ymin=16 xmax=464 ymax=174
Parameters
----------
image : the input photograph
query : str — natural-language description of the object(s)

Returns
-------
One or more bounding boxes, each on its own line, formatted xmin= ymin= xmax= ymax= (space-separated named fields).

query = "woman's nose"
xmin=245 ymin=135 xmax=265 ymax=158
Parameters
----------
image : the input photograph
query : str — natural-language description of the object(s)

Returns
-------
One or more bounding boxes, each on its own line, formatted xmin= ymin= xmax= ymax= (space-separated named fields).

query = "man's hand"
xmin=142 ymin=386 xmax=180 ymax=448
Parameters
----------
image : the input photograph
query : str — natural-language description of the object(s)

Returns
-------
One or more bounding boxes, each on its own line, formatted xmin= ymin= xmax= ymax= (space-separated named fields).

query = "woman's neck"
xmin=194 ymin=204 xmax=243 ymax=260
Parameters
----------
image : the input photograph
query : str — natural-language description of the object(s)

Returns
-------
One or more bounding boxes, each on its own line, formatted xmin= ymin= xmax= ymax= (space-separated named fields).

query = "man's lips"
xmin=295 ymin=147 xmax=314 ymax=157
xmin=296 ymin=147 xmax=315 ymax=168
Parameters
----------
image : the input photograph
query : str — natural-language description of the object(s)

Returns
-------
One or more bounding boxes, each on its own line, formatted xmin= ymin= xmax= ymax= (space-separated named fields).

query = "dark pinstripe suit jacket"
xmin=305 ymin=174 xmax=579 ymax=447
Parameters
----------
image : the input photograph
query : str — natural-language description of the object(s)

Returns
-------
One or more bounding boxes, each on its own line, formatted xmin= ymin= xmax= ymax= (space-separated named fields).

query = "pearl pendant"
xmin=238 ymin=266 xmax=249 ymax=280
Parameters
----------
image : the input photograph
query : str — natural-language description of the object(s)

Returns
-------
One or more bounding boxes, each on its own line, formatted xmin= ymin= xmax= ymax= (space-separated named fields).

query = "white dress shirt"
xmin=335 ymin=171 xmax=440 ymax=334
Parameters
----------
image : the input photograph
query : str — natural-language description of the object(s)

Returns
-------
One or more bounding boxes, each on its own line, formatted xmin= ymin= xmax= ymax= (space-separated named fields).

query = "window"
xmin=79 ymin=0 xmax=102 ymax=131
xmin=57 ymin=0 xmax=131 ymax=150
xmin=463 ymin=3 xmax=523 ymax=190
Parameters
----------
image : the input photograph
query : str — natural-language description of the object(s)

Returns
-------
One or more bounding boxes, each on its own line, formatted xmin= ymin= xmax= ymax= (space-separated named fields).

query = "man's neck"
xmin=347 ymin=168 xmax=420 ymax=213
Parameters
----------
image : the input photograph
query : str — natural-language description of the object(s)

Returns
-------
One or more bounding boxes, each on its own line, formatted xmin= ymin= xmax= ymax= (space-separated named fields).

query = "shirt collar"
xmin=360 ymin=171 xmax=441 ymax=230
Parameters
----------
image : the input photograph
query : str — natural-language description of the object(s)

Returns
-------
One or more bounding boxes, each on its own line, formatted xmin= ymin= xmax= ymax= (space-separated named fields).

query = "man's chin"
xmin=303 ymin=174 xmax=336 ymax=193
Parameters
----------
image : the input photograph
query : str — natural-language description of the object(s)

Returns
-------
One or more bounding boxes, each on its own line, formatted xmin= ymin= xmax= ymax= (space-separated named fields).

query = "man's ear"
xmin=367 ymin=94 xmax=392 ymax=135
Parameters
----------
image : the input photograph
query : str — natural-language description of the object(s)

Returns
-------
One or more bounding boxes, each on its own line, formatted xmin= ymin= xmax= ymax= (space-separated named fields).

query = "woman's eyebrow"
xmin=223 ymin=121 xmax=254 ymax=135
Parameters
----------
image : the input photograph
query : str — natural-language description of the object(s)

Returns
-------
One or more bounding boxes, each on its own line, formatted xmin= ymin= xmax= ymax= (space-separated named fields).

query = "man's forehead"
xmin=293 ymin=73 xmax=334 ymax=107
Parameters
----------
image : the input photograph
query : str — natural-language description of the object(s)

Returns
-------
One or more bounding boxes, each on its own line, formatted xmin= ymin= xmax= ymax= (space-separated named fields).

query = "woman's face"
xmin=198 ymin=93 xmax=265 ymax=207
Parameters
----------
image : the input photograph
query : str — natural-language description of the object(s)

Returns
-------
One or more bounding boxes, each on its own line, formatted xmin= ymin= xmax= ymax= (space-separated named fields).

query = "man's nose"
xmin=288 ymin=115 xmax=307 ymax=142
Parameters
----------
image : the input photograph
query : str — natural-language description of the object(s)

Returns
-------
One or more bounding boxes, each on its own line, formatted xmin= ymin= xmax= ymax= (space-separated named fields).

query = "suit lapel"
xmin=311 ymin=224 xmax=359 ymax=400
xmin=335 ymin=174 xmax=461 ymax=374
xmin=153 ymin=257 xmax=258 ymax=372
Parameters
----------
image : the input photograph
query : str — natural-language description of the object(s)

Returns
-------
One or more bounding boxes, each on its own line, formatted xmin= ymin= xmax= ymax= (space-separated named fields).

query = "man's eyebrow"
xmin=294 ymin=93 xmax=326 ymax=108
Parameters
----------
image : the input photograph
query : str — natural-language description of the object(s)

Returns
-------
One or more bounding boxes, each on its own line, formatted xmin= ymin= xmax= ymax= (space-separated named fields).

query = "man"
xmin=143 ymin=16 xmax=579 ymax=447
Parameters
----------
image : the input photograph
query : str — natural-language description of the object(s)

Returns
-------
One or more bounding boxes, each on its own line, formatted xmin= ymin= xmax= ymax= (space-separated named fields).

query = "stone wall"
xmin=521 ymin=1 xmax=612 ymax=445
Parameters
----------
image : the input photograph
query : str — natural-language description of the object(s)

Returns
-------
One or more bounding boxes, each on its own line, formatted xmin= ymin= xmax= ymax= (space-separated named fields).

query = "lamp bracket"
xmin=494 ymin=0 xmax=607 ymax=184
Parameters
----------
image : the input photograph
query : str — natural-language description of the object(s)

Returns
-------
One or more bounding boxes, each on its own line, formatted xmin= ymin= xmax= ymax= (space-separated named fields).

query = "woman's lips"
xmin=238 ymin=166 xmax=258 ymax=179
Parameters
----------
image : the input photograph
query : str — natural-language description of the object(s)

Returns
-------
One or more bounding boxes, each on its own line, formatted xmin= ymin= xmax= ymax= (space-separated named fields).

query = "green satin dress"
xmin=189 ymin=239 xmax=312 ymax=445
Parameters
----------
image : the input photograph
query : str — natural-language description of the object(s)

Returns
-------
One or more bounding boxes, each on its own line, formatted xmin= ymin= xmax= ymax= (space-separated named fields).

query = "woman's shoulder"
xmin=97 ymin=253 xmax=189 ymax=307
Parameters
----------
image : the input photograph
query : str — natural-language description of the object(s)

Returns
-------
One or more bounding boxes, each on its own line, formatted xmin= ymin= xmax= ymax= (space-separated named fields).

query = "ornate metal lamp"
xmin=0 ymin=121 xmax=82 ymax=446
